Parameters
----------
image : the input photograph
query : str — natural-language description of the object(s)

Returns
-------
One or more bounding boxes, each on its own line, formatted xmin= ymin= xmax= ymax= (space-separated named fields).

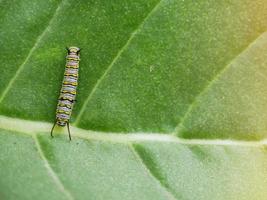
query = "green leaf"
xmin=1 ymin=0 xmax=267 ymax=199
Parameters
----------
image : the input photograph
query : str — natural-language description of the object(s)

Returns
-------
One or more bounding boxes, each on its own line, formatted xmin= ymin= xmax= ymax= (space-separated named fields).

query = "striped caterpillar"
xmin=51 ymin=46 xmax=81 ymax=140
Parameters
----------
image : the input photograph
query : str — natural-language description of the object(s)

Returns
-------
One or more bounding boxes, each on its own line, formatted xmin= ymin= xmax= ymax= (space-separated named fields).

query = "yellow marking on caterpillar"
xmin=66 ymin=65 xmax=79 ymax=69
xmin=63 ymin=81 xmax=77 ymax=86
xmin=58 ymin=103 xmax=72 ymax=109
xmin=62 ymin=90 xmax=77 ymax=95
xmin=57 ymin=110 xmax=71 ymax=115
xmin=64 ymin=73 xmax=78 ymax=77
xmin=67 ymin=58 xmax=80 ymax=61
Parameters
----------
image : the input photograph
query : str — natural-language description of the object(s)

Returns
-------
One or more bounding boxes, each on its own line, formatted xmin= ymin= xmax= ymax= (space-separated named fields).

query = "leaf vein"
xmin=33 ymin=134 xmax=74 ymax=200
xmin=173 ymin=31 xmax=267 ymax=135
xmin=73 ymin=0 xmax=164 ymax=125
xmin=0 ymin=0 xmax=65 ymax=104
xmin=129 ymin=144 xmax=178 ymax=200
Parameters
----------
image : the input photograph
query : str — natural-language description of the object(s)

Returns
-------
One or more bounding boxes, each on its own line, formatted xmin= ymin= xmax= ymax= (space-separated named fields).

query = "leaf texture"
xmin=0 ymin=0 xmax=267 ymax=199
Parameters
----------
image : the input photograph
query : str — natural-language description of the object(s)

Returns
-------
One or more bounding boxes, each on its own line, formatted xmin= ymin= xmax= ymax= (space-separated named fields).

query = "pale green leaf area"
xmin=1 ymin=0 xmax=267 ymax=199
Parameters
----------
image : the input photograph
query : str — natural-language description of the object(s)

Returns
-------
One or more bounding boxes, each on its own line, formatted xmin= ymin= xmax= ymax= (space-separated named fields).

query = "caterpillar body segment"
xmin=51 ymin=46 xmax=81 ymax=140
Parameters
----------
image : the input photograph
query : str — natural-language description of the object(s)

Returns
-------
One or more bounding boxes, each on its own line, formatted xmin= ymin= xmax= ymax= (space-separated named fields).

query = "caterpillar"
xmin=51 ymin=46 xmax=81 ymax=140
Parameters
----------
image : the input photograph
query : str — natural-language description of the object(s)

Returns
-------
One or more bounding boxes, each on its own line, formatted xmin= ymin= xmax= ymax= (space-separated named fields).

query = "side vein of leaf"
xmin=32 ymin=134 xmax=74 ymax=200
xmin=1 ymin=115 xmax=267 ymax=147
xmin=173 ymin=31 xmax=267 ymax=135
xmin=0 ymin=0 xmax=65 ymax=104
xmin=129 ymin=144 xmax=177 ymax=200
xmin=73 ymin=0 xmax=164 ymax=125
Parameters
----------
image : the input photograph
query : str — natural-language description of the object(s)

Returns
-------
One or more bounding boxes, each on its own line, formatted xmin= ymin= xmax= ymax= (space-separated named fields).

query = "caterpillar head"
xmin=66 ymin=46 xmax=81 ymax=55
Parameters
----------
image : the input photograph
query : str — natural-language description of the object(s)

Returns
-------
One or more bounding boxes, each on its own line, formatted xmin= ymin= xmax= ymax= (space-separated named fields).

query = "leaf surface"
xmin=0 ymin=0 xmax=267 ymax=199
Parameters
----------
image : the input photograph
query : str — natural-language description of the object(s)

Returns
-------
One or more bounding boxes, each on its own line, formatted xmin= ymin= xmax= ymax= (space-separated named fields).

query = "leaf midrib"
xmin=1 ymin=115 xmax=266 ymax=147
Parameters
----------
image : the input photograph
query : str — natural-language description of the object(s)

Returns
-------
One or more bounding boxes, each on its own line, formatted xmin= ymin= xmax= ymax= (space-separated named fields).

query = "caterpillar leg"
xmin=50 ymin=121 xmax=57 ymax=138
xmin=67 ymin=122 xmax=72 ymax=141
